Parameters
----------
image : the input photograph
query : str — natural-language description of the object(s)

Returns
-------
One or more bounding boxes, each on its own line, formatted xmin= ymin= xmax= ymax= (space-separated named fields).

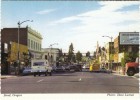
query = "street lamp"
xmin=49 ymin=43 xmax=58 ymax=66
xmin=102 ymin=36 xmax=113 ymax=72
xmin=17 ymin=20 xmax=33 ymax=75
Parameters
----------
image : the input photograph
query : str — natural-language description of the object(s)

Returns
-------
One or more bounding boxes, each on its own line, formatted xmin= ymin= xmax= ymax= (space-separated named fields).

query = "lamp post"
xmin=17 ymin=20 xmax=33 ymax=75
xmin=49 ymin=43 xmax=58 ymax=66
xmin=102 ymin=36 xmax=113 ymax=72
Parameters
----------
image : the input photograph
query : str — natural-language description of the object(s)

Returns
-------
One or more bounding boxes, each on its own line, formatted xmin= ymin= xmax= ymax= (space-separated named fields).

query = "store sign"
xmin=120 ymin=32 xmax=139 ymax=45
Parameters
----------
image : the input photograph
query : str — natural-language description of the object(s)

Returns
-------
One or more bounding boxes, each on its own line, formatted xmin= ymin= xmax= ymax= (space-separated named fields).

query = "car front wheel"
xmin=34 ymin=73 xmax=36 ymax=77
xmin=127 ymin=69 xmax=135 ymax=76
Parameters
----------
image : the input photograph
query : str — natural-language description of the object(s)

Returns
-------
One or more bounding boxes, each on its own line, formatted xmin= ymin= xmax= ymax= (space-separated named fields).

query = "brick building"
xmin=1 ymin=27 xmax=42 ymax=58
xmin=1 ymin=27 xmax=43 ymax=74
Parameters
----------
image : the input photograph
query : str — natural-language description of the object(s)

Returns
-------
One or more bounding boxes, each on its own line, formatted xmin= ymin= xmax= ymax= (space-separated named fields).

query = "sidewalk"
xmin=112 ymin=71 xmax=139 ymax=79
xmin=0 ymin=75 xmax=18 ymax=79
xmin=112 ymin=71 xmax=126 ymax=76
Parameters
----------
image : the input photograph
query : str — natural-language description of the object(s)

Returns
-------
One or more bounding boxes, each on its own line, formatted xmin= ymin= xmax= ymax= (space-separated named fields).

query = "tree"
xmin=121 ymin=52 xmax=138 ymax=67
xmin=124 ymin=52 xmax=138 ymax=63
xmin=102 ymin=47 xmax=105 ymax=51
xmin=98 ymin=47 xmax=101 ymax=54
xmin=93 ymin=51 xmax=96 ymax=59
xmin=86 ymin=51 xmax=90 ymax=57
xmin=68 ymin=43 xmax=74 ymax=62
xmin=72 ymin=55 xmax=76 ymax=63
xmin=76 ymin=51 xmax=82 ymax=63
xmin=23 ymin=52 xmax=29 ymax=66
xmin=121 ymin=58 xmax=125 ymax=67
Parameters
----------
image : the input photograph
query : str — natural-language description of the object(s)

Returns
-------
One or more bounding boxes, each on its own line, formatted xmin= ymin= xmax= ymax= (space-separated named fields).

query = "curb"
xmin=1 ymin=77 xmax=7 ymax=79
xmin=112 ymin=72 xmax=139 ymax=79
xmin=1 ymin=76 xmax=17 ymax=79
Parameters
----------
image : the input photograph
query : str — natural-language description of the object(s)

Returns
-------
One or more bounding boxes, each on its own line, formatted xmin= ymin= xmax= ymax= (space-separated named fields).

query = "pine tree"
xmin=76 ymin=51 xmax=82 ymax=63
xmin=68 ymin=43 xmax=74 ymax=62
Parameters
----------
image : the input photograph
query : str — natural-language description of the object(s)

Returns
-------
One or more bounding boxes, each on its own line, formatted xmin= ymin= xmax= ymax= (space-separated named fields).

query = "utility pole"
xmin=17 ymin=20 xmax=33 ymax=75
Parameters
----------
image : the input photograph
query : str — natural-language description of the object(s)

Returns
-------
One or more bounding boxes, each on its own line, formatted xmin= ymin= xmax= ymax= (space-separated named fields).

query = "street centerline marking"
xmin=37 ymin=79 xmax=44 ymax=83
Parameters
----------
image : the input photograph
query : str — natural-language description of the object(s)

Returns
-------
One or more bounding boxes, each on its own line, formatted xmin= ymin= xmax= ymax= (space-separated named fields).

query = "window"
xmin=34 ymin=41 xmax=35 ymax=50
xmin=45 ymin=55 xmax=47 ymax=60
xmin=31 ymin=40 xmax=33 ymax=49
xmin=36 ymin=42 xmax=37 ymax=50
xmin=37 ymin=43 xmax=39 ymax=50
xmin=28 ymin=39 xmax=30 ymax=48
xmin=39 ymin=44 xmax=41 ymax=51
xmin=40 ymin=44 xmax=41 ymax=50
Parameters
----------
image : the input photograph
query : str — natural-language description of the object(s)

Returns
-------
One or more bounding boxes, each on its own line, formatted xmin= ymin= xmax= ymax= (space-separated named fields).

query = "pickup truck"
xmin=31 ymin=59 xmax=52 ymax=77
xmin=125 ymin=57 xmax=139 ymax=76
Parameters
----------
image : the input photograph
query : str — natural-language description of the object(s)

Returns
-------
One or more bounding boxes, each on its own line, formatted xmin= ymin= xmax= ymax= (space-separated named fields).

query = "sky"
xmin=1 ymin=1 xmax=140 ymax=53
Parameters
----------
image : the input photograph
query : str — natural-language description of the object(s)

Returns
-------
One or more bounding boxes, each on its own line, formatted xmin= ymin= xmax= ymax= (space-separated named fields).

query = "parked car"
xmin=99 ymin=67 xmax=107 ymax=73
xmin=69 ymin=65 xmax=76 ymax=71
xmin=52 ymin=66 xmax=57 ymax=72
xmin=82 ymin=64 xmax=89 ymax=71
xmin=55 ymin=66 xmax=65 ymax=72
xmin=68 ymin=65 xmax=82 ymax=72
xmin=82 ymin=64 xmax=89 ymax=69
xmin=22 ymin=67 xmax=32 ymax=75
xmin=64 ymin=65 xmax=71 ymax=71
xmin=75 ymin=64 xmax=82 ymax=71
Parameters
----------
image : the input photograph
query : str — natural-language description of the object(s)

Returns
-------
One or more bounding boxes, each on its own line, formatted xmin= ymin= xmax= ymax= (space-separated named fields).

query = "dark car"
xmin=22 ymin=67 xmax=32 ymax=75
xmin=52 ymin=66 xmax=57 ymax=72
xmin=68 ymin=65 xmax=82 ymax=72
xmin=55 ymin=66 xmax=65 ymax=72
xmin=69 ymin=65 xmax=76 ymax=71
xmin=99 ymin=67 xmax=107 ymax=73
xmin=75 ymin=64 xmax=82 ymax=71
xmin=64 ymin=65 xmax=71 ymax=71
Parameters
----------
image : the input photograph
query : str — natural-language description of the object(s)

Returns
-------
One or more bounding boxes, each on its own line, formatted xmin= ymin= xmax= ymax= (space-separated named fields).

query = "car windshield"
xmin=33 ymin=62 xmax=45 ymax=66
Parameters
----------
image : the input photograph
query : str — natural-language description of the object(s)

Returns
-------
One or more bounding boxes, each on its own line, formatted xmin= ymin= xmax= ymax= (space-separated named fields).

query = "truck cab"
xmin=31 ymin=59 xmax=52 ymax=77
xmin=125 ymin=57 xmax=139 ymax=76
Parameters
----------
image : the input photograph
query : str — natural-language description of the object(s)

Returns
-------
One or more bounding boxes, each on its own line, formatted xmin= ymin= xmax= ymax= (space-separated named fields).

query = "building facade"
xmin=1 ymin=27 xmax=43 ymax=74
xmin=104 ymin=42 xmax=114 ymax=63
xmin=1 ymin=27 xmax=42 ymax=59
xmin=27 ymin=27 xmax=42 ymax=59
xmin=42 ymin=48 xmax=60 ymax=66
xmin=114 ymin=32 xmax=139 ymax=63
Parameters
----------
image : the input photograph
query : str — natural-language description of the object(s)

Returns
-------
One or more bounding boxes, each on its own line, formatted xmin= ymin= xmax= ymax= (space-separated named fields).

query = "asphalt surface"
xmin=1 ymin=71 xmax=139 ymax=93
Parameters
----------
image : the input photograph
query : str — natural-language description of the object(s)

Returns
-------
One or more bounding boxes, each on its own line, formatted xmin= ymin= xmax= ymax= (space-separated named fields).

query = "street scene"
xmin=0 ymin=0 xmax=139 ymax=98
xmin=1 ymin=71 xmax=139 ymax=93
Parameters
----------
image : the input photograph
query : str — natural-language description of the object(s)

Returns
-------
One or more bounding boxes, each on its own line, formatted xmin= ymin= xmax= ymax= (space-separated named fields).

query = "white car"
xmin=31 ymin=59 xmax=52 ymax=77
xmin=82 ymin=64 xmax=89 ymax=69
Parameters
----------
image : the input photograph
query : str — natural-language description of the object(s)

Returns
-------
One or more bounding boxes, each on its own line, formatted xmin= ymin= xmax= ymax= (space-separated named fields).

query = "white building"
xmin=27 ymin=27 xmax=43 ymax=59
xmin=42 ymin=48 xmax=60 ymax=66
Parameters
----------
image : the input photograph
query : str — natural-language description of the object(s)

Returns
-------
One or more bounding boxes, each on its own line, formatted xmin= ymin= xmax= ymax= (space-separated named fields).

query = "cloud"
xmin=50 ymin=16 xmax=79 ymax=25
xmin=36 ymin=9 xmax=56 ymax=15
xmin=51 ymin=1 xmax=139 ymax=23
xmin=98 ymin=1 xmax=139 ymax=11
xmin=51 ymin=1 xmax=139 ymax=32
xmin=46 ymin=1 xmax=139 ymax=52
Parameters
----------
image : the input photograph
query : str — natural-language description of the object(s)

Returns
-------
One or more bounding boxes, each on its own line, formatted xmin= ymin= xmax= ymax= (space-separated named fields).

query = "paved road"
xmin=1 ymin=72 xmax=139 ymax=93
